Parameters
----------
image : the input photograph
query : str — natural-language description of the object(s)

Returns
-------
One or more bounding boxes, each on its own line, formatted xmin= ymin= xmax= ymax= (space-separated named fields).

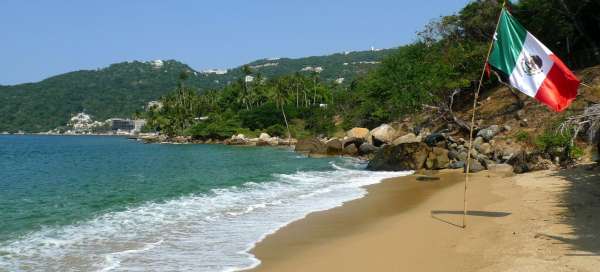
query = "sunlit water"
xmin=0 ymin=135 xmax=409 ymax=271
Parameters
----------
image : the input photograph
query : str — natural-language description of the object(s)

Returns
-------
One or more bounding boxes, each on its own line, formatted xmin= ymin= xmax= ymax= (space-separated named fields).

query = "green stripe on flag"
xmin=489 ymin=9 xmax=528 ymax=76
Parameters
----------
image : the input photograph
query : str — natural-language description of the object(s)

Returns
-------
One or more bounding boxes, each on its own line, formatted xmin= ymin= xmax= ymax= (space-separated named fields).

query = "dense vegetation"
xmin=3 ymin=0 xmax=599 ymax=139
xmin=143 ymin=0 xmax=600 ymax=141
xmin=0 ymin=50 xmax=393 ymax=133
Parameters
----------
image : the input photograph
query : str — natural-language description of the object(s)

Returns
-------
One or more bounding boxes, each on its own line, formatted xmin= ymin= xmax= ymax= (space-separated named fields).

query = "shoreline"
xmin=244 ymin=166 xmax=600 ymax=272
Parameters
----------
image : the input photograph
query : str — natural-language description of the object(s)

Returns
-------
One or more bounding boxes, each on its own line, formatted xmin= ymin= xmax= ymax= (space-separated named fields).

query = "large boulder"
xmin=392 ymin=133 xmax=421 ymax=145
xmin=477 ymin=125 xmax=501 ymax=141
xmin=369 ymin=124 xmax=398 ymax=145
xmin=343 ymin=143 xmax=359 ymax=156
xmin=256 ymin=139 xmax=270 ymax=146
xmin=477 ymin=143 xmax=493 ymax=156
xmin=487 ymin=164 xmax=515 ymax=177
xmin=257 ymin=136 xmax=281 ymax=146
xmin=424 ymin=133 xmax=446 ymax=147
xmin=449 ymin=161 xmax=466 ymax=169
xmin=325 ymin=138 xmax=343 ymax=155
xmin=472 ymin=137 xmax=484 ymax=151
xmin=367 ymin=142 xmax=431 ymax=171
xmin=359 ymin=143 xmax=378 ymax=155
xmin=506 ymin=150 xmax=550 ymax=173
xmin=346 ymin=128 xmax=370 ymax=141
xmin=225 ymin=134 xmax=248 ymax=145
xmin=463 ymin=159 xmax=485 ymax=173
xmin=426 ymin=147 xmax=450 ymax=170
xmin=343 ymin=137 xmax=365 ymax=148
xmin=507 ymin=150 xmax=529 ymax=173
xmin=295 ymin=138 xmax=327 ymax=154
xmin=259 ymin=133 xmax=271 ymax=140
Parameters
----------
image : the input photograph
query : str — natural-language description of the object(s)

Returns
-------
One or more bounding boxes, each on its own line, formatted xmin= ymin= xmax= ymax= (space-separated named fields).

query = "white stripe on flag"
xmin=508 ymin=33 xmax=554 ymax=98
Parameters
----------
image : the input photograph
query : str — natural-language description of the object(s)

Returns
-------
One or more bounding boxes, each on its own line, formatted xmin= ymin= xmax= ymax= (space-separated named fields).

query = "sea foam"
xmin=0 ymin=159 xmax=410 ymax=272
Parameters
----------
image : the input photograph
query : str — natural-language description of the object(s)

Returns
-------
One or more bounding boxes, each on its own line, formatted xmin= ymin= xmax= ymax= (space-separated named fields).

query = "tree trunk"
xmin=296 ymin=85 xmax=299 ymax=108
xmin=313 ymin=78 xmax=317 ymax=106
xmin=281 ymin=106 xmax=292 ymax=146
xmin=304 ymin=91 xmax=308 ymax=107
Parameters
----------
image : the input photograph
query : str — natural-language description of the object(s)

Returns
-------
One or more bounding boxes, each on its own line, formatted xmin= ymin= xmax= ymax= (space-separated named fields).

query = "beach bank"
xmin=246 ymin=166 xmax=600 ymax=272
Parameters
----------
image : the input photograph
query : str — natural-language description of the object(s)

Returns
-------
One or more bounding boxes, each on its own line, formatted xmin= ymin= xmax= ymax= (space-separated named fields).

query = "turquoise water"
xmin=0 ymin=135 xmax=407 ymax=271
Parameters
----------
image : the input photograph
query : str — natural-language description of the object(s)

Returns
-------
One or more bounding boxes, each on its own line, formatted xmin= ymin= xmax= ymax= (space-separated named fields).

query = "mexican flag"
xmin=488 ymin=8 xmax=580 ymax=112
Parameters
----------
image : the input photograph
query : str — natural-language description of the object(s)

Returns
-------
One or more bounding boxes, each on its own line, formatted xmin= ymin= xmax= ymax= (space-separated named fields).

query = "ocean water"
xmin=0 ymin=135 xmax=409 ymax=271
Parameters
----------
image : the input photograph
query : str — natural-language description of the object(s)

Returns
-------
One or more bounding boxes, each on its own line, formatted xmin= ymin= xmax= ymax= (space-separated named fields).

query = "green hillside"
xmin=0 ymin=49 xmax=394 ymax=133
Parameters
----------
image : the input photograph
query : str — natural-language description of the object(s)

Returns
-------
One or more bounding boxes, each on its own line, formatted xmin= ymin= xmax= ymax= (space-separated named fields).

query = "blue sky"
xmin=0 ymin=0 xmax=470 ymax=85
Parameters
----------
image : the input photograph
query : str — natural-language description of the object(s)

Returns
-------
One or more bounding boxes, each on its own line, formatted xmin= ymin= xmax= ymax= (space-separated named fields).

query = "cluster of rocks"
xmin=141 ymin=135 xmax=202 ymax=144
xmin=365 ymin=123 xmax=555 ymax=174
xmin=224 ymin=133 xmax=297 ymax=146
xmin=294 ymin=125 xmax=400 ymax=157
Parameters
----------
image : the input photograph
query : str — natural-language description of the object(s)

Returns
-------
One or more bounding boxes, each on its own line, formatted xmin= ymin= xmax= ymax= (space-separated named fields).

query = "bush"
xmin=288 ymin=119 xmax=312 ymax=139
xmin=266 ymin=124 xmax=286 ymax=137
xmin=535 ymin=131 xmax=571 ymax=152
xmin=514 ymin=130 xmax=531 ymax=143
xmin=302 ymin=107 xmax=335 ymax=136
xmin=234 ymin=128 xmax=259 ymax=138
xmin=239 ymin=103 xmax=281 ymax=130
xmin=534 ymin=130 xmax=582 ymax=161
xmin=185 ymin=114 xmax=241 ymax=140
xmin=240 ymin=103 xmax=300 ymax=131
xmin=570 ymin=145 xmax=585 ymax=159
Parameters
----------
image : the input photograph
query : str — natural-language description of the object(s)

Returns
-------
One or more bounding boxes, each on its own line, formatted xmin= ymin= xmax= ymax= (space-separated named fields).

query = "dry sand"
xmin=246 ymin=165 xmax=600 ymax=272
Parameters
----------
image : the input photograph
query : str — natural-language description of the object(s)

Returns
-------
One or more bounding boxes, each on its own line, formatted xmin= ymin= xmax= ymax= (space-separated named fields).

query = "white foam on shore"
xmin=0 ymin=160 xmax=410 ymax=272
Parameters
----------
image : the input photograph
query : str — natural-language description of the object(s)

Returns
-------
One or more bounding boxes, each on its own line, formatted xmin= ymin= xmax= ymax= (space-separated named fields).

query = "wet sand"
xmin=246 ymin=166 xmax=600 ymax=272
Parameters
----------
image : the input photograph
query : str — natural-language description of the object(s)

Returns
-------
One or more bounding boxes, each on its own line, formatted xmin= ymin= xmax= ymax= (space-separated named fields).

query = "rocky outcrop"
xmin=477 ymin=125 xmax=501 ymax=141
xmin=369 ymin=124 xmax=398 ymax=145
xmin=464 ymin=159 xmax=485 ymax=173
xmin=343 ymin=143 xmax=359 ymax=156
xmin=346 ymin=128 xmax=370 ymax=141
xmin=259 ymin=133 xmax=271 ymax=140
xmin=343 ymin=137 xmax=365 ymax=148
xmin=424 ymin=133 xmax=446 ymax=147
xmin=325 ymin=138 xmax=343 ymax=155
xmin=365 ymin=121 xmax=551 ymax=174
xmin=359 ymin=143 xmax=378 ymax=155
xmin=392 ymin=133 xmax=421 ymax=145
xmin=224 ymin=134 xmax=248 ymax=145
xmin=506 ymin=150 xmax=554 ymax=173
xmin=426 ymin=147 xmax=450 ymax=170
xmin=295 ymin=138 xmax=327 ymax=154
xmin=367 ymin=142 xmax=430 ymax=171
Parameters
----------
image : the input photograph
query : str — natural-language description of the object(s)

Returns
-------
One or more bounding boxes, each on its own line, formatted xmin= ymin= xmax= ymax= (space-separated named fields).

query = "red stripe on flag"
xmin=534 ymin=55 xmax=580 ymax=112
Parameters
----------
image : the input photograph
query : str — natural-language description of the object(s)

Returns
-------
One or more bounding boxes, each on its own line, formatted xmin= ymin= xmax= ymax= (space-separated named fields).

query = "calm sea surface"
xmin=0 ymin=135 xmax=407 ymax=271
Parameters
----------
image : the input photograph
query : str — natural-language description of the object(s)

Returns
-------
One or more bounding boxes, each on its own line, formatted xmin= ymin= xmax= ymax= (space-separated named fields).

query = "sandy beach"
xmin=246 ymin=166 xmax=600 ymax=272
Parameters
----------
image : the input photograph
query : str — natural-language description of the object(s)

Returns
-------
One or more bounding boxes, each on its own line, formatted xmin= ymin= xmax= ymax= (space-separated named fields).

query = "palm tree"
xmin=269 ymin=82 xmax=292 ymax=145
xmin=241 ymin=65 xmax=253 ymax=110
xmin=311 ymin=71 xmax=319 ymax=106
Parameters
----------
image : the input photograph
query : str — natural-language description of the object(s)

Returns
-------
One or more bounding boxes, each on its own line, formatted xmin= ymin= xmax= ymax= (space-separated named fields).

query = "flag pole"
xmin=462 ymin=4 xmax=506 ymax=229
